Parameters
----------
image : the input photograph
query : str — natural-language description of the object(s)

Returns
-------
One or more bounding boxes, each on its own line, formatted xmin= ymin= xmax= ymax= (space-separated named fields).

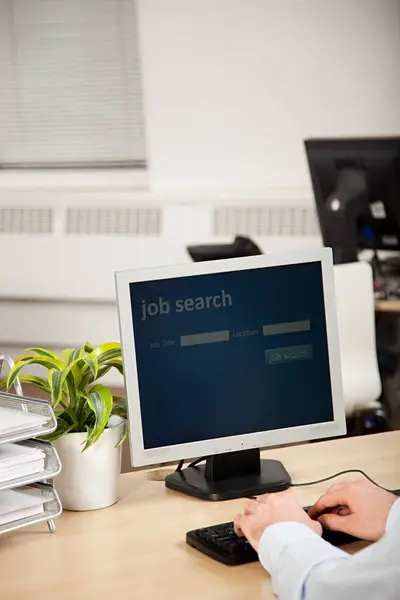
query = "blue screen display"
xmin=129 ymin=261 xmax=333 ymax=449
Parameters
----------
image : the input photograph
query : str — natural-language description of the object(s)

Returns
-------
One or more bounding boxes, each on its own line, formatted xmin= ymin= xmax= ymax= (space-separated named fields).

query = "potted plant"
xmin=1 ymin=342 xmax=127 ymax=511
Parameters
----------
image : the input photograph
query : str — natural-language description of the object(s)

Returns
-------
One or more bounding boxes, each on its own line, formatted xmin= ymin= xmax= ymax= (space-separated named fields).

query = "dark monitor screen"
xmin=305 ymin=137 xmax=400 ymax=256
xmin=129 ymin=261 xmax=334 ymax=450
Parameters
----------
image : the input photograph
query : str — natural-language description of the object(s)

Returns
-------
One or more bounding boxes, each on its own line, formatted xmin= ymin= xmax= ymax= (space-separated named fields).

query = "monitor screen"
xmin=128 ymin=260 xmax=334 ymax=451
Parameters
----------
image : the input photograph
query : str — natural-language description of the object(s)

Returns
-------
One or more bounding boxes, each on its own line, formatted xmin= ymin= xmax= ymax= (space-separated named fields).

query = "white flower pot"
xmin=53 ymin=419 xmax=124 ymax=511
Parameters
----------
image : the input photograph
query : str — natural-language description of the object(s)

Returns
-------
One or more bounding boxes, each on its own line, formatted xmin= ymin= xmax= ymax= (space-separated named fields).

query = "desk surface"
xmin=375 ymin=299 xmax=400 ymax=312
xmin=1 ymin=431 xmax=400 ymax=600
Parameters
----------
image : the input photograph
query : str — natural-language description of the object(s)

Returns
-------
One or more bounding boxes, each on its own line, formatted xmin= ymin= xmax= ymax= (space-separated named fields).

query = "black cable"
xmin=291 ymin=469 xmax=393 ymax=493
xmin=175 ymin=457 xmax=206 ymax=471
xmin=188 ymin=456 xmax=207 ymax=468
xmin=175 ymin=459 xmax=184 ymax=472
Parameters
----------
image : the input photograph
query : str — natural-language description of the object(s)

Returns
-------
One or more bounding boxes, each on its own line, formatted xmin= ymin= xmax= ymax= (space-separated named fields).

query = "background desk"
xmin=1 ymin=431 xmax=399 ymax=600
xmin=375 ymin=300 xmax=400 ymax=313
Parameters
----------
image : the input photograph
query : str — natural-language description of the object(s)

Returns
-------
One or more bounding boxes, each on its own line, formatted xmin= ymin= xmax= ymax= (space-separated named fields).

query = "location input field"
xmin=263 ymin=319 xmax=310 ymax=337
xmin=180 ymin=330 xmax=230 ymax=347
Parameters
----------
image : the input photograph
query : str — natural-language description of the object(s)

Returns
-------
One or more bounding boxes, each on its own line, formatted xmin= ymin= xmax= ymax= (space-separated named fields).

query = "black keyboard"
xmin=187 ymin=490 xmax=400 ymax=565
xmin=186 ymin=519 xmax=360 ymax=566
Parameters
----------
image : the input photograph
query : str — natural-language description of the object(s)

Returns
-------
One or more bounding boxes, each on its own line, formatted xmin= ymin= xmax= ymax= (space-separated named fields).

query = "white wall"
xmin=138 ymin=0 xmax=400 ymax=194
xmin=2 ymin=0 xmax=400 ymax=378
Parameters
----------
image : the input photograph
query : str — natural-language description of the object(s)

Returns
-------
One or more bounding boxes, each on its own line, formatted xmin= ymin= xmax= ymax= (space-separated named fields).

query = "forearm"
xmin=258 ymin=499 xmax=400 ymax=600
xmin=258 ymin=523 xmax=348 ymax=600
xmin=304 ymin=512 xmax=400 ymax=600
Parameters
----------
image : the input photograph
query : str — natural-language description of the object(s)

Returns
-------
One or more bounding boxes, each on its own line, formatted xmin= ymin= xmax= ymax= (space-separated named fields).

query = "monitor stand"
xmin=164 ymin=449 xmax=291 ymax=501
xmin=322 ymin=167 xmax=368 ymax=264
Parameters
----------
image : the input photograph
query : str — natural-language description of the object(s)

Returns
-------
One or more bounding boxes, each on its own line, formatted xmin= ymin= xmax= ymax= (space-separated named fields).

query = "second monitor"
xmin=116 ymin=249 xmax=346 ymax=500
xmin=305 ymin=137 xmax=400 ymax=264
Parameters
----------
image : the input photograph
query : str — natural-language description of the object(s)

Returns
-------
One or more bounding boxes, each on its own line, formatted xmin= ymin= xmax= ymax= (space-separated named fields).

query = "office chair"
xmin=187 ymin=235 xmax=262 ymax=262
xmin=333 ymin=262 xmax=385 ymax=427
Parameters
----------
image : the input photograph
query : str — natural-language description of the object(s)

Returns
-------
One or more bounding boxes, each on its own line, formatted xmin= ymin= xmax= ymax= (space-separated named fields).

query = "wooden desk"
xmin=1 ymin=432 xmax=400 ymax=600
xmin=375 ymin=299 xmax=400 ymax=313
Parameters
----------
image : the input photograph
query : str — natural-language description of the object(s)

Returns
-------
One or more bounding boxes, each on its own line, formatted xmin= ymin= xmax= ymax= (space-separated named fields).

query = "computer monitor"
xmin=115 ymin=248 xmax=346 ymax=501
xmin=305 ymin=137 xmax=400 ymax=264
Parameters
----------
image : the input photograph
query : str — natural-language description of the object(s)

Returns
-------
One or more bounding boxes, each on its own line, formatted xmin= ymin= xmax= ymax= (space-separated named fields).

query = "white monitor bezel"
xmin=115 ymin=248 xmax=346 ymax=467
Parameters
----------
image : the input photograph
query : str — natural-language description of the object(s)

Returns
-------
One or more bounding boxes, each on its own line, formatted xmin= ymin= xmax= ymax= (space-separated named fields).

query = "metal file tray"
xmin=0 ymin=482 xmax=62 ymax=535
xmin=0 ymin=392 xmax=57 ymax=444
xmin=0 ymin=439 xmax=62 ymax=492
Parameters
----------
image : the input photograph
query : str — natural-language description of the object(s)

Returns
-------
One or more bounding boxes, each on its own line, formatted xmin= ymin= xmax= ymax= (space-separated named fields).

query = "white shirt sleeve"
xmin=386 ymin=496 xmax=400 ymax=530
xmin=258 ymin=498 xmax=400 ymax=600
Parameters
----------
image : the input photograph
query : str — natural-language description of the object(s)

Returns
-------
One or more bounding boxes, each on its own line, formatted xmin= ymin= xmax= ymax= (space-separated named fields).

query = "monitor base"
xmin=165 ymin=451 xmax=291 ymax=501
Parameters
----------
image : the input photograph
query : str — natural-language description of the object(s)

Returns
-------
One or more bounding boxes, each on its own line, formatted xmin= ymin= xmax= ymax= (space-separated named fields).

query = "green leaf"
xmin=6 ymin=360 xmax=32 ymax=391
xmin=14 ymin=355 xmax=35 ymax=365
xmin=57 ymin=410 xmax=74 ymax=426
xmin=84 ymin=342 xmax=95 ymax=353
xmin=113 ymin=396 xmax=127 ymax=416
xmin=97 ymin=365 xmax=112 ymax=379
xmin=79 ymin=371 xmax=94 ymax=391
xmin=28 ymin=357 xmax=64 ymax=371
xmin=76 ymin=392 xmax=97 ymax=429
xmin=58 ymin=352 xmax=94 ymax=408
xmin=25 ymin=348 xmax=64 ymax=368
xmin=83 ymin=384 xmax=113 ymax=450
xmin=62 ymin=347 xmax=81 ymax=366
xmin=62 ymin=349 xmax=73 ymax=365
xmin=62 ymin=346 xmax=87 ymax=386
xmin=44 ymin=415 xmax=78 ymax=442
xmin=87 ymin=342 xmax=121 ymax=367
xmin=6 ymin=355 xmax=36 ymax=388
xmin=76 ymin=394 xmax=86 ymax=424
xmin=89 ymin=341 xmax=120 ymax=355
xmin=7 ymin=356 xmax=64 ymax=389
xmin=115 ymin=426 xmax=128 ymax=448
xmin=77 ymin=343 xmax=121 ymax=390
xmin=83 ymin=413 xmax=96 ymax=431
xmin=64 ymin=370 xmax=78 ymax=408
xmin=86 ymin=413 xmax=96 ymax=429
xmin=98 ymin=349 xmax=121 ymax=365
xmin=83 ymin=357 xmax=98 ymax=381
xmin=79 ymin=365 xmax=97 ymax=391
xmin=78 ymin=341 xmax=90 ymax=360
xmin=7 ymin=356 xmax=64 ymax=392
xmin=47 ymin=369 xmax=64 ymax=408
xmin=104 ymin=359 xmax=124 ymax=376
xmin=0 ymin=379 xmax=7 ymax=389
xmin=79 ymin=361 xmax=112 ymax=392
xmin=18 ymin=375 xmax=51 ymax=394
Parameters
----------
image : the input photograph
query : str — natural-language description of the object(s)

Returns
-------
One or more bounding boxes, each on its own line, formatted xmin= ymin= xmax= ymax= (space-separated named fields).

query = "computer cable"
xmin=173 ymin=457 xmax=207 ymax=470
xmin=175 ymin=459 xmax=185 ymax=472
xmin=291 ymin=468 xmax=394 ymax=493
xmin=188 ymin=457 xmax=206 ymax=468
xmin=176 ymin=460 xmax=395 ymax=494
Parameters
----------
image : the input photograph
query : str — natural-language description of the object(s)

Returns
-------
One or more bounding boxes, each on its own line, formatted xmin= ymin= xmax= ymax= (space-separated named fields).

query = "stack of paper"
xmin=0 ymin=489 xmax=44 ymax=526
xmin=0 ymin=407 xmax=48 ymax=438
xmin=0 ymin=443 xmax=46 ymax=485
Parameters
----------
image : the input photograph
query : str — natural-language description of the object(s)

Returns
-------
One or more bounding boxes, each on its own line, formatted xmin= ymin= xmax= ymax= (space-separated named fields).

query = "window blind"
xmin=0 ymin=0 xmax=146 ymax=167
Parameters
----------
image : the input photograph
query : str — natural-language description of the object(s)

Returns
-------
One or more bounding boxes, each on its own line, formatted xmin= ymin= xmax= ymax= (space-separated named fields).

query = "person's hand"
xmin=308 ymin=479 xmax=397 ymax=542
xmin=234 ymin=490 xmax=322 ymax=552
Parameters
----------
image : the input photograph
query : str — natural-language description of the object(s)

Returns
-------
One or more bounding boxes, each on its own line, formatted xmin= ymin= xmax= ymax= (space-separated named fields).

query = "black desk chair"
xmin=187 ymin=235 xmax=262 ymax=262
